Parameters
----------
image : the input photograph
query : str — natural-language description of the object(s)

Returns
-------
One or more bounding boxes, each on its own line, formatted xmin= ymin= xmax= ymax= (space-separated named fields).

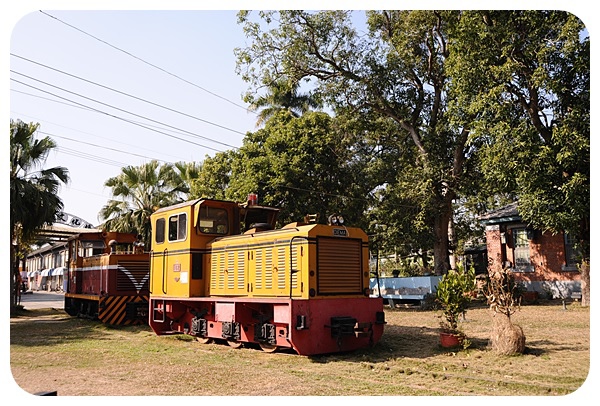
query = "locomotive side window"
xmin=168 ymin=213 xmax=187 ymax=242
xmin=197 ymin=207 xmax=228 ymax=235
xmin=79 ymin=241 xmax=105 ymax=257
xmin=155 ymin=218 xmax=165 ymax=244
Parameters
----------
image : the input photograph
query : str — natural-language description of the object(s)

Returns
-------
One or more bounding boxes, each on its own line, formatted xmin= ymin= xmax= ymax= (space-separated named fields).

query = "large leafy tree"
xmin=236 ymin=11 xmax=480 ymax=274
xmin=189 ymin=150 xmax=237 ymax=200
xmin=447 ymin=11 xmax=590 ymax=304
xmin=246 ymin=79 xmax=321 ymax=127
xmin=10 ymin=119 xmax=69 ymax=307
xmin=99 ymin=160 xmax=187 ymax=249
xmin=227 ymin=110 xmax=373 ymax=228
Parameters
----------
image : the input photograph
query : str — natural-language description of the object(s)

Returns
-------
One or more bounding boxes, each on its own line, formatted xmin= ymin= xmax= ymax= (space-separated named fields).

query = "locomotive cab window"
xmin=168 ymin=213 xmax=187 ymax=242
xmin=155 ymin=218 xmax=165 ymax=244
xmin=79 ymin=241 xmax=105 ymax=257
xmin=197 ymin=206 xmax=228 ymax=235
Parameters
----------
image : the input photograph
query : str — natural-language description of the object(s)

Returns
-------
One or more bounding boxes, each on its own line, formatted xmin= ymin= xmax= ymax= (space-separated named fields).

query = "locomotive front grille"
xmin=317 ymin=237 xmax=362 ymax=294
xmin=116 ymin=260 xmax=150 ymax=291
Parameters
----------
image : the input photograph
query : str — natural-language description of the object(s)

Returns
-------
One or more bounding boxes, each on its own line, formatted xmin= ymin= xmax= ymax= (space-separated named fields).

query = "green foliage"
xmin=373 ymin=255 xmax=433 ymax=278
xmin=232 ymin=10 xmax=589 ymax=274
xmin=100 ymin=160 xmax=189 ymax=249
xmin=189 ymin=151 xmax=236 ymax=200
xmin=447 ymin=11 xmax=590 ymax=260
xmin=10 ymin=119 xmax=70 ymax=240
xmin=10 ymin=118 xmax=70 ymax=307
xmin=435 ymin=264 xmax=476 ymax=332
xmin=227 ymin=111 xmax=373 ymax=228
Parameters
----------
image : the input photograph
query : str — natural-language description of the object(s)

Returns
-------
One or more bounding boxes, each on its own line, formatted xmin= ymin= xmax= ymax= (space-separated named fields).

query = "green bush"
xmin=435 ymin=264 xmax=476 ymax=333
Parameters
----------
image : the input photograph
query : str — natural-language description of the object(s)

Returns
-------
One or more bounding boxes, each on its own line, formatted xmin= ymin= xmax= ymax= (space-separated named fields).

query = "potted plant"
xmin=435 ymin=265 xmax=475 ymax=348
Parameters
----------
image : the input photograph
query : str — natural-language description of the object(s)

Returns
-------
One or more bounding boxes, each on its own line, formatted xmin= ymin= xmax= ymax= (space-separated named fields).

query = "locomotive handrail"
xmin=289 ymin=236 xmax=308 ymax=299
xmin=162 ymin=248 xmax=168 ymax=294
xmin=374 ymin=249 xmax=381 ymax=298
xmin=149 ymin=250 xmax=153 ymax=294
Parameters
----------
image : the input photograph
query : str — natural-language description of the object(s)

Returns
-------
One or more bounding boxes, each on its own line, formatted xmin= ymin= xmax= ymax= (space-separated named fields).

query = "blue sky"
xmin=6 ymin=2 xmax=595 ymax=226
xmin=9 ymin=9 xmax=260 ymax=225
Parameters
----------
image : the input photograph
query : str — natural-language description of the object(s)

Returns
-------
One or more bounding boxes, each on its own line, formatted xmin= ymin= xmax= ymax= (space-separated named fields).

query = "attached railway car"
xmin=148 ymin=196 xmax=385 ymax=355
xmin=64 ymin=231 xmax=150 ymax=325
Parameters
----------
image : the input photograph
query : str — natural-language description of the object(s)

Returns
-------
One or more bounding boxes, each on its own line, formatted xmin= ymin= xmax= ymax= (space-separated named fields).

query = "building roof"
xmin=478 ymin=202 xmax=521 ymax=225
xmin=34 ymin=223 xmax=102 ymax=244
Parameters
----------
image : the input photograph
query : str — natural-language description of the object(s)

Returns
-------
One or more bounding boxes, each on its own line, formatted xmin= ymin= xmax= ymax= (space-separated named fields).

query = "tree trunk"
xmin=580 ymin=260 xmax=590 ymax=307
xmin=448 ymin=214 xmax=457 ymax=270
xmin=433 ymin=202 xmax=451 ymax=276
xmin=490 ymin=312 xmax=526 ymax=355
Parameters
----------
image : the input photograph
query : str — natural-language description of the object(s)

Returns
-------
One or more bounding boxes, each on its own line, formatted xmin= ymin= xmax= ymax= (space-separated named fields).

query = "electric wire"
xmin=11 ymin=77 xmax=225 ymax=153
xmin=11 ymin=53 xmax=248 ymax=138
xmin=10 ymin=109 xmax=188 ymax=162
xmin=11 ymin=70 xmax=238 ymax=150
xmin=57 ymin=146 xmax=127 ymax=167
xmin=39 ymin=10 xmax=256 ymax=115
xmin=38 ymin=130 xmax=171 ymax=164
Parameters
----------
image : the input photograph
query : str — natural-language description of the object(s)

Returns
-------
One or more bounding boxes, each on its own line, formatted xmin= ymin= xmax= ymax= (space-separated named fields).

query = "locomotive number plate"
xmin=333 ymin=228 xmax=347 ymax=237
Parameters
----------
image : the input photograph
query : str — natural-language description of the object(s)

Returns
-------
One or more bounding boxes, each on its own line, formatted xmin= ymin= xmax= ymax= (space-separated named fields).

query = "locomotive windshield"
xmin=197 ymin=206 xmax=229 ymax=235
xmin=240 ymin=206 xmax=278 ymax=232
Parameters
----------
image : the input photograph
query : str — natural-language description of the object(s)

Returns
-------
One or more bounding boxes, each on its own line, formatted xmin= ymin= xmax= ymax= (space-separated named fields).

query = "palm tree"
xmin=173 ymin=161 xmax=201 ymax=200
xmin=249 ymin=79 xmax=320 ymax=126
xmin=99 ymin=160 xmax=187 ymax=249
xmin=10 ymin=119 xmax=69 ymax=307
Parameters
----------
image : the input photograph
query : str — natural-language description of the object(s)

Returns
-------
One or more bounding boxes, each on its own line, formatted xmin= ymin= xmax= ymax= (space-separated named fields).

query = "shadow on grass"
xmin=10 ymin=309 xmax=152 ymax=348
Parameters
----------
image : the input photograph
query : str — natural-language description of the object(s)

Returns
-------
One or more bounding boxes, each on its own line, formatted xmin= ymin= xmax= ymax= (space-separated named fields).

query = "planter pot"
xmin=440 ymin=332 xmax=464 ymax=348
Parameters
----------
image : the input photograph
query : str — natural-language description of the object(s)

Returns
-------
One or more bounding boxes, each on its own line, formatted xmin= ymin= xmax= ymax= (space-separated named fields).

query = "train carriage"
xmin=64 ymin=231 xmax=150 ymax=325
xmin=148 ymin=196 xmax=385 ymax=355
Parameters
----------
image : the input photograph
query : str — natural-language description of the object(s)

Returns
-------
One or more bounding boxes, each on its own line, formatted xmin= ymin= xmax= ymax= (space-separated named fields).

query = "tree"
xmin=236 ymin=11 xmax=480 ymax=274
xmin=189 ymin=151 xmax=237 ymax=200
xmin=246 ymin=79 xmax=321 ymax=127
xmin=228 ymin=110 xmax=373 ymax=228
xmin=99 ymin=160 xmax=187 ymax=249
xmin=447 ymin=11 xmax=590 ymax=305
xmin=10 ymin=119 xmax=69 ymax=307
xmin=483 ymin=266 xmax=526 ymax=355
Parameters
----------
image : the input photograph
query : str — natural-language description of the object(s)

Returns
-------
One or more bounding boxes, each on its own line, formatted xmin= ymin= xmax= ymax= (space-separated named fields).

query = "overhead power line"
xmin=38 ymin=130 xmax=170 ymax=164
xmin=11 ymin=77 xmax=226 ymax=153
xmin=11 ymin=70 xmax=238 ymax=150
xmin=39 ymin=10 xmax=255 ymax=115
xmin=10 ymin=109 xmax=189 ymax=162
xmin=11 ymin=53 xmax=248 ymax=139
xmin=58 ymin=146 xmax=128 ymax=167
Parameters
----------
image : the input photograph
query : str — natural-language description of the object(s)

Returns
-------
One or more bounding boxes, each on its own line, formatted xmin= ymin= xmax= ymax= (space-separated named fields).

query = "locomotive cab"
xmin=149 ymin=197 xmax=279 ymax=299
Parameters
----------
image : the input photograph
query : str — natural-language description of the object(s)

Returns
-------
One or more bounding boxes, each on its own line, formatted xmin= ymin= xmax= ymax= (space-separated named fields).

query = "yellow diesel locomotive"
xmin=148 ymin=195 xmax=385 ymax=355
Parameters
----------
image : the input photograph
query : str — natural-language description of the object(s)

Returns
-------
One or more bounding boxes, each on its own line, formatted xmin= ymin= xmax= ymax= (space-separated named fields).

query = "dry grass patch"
xmin=10 ymin=301 xmax=590 ymax=396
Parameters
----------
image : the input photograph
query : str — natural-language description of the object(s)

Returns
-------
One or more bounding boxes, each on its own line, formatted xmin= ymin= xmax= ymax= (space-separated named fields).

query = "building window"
xmin=563 ymin=233 xmax=579 ymax=271
xmin=513 ymin=228 xmax=533 ymax=272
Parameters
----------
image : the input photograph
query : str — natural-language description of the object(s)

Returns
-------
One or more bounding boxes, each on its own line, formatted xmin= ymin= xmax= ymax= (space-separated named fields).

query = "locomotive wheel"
xmin=227 ymin=340 xmax=243 ymax=349
xmin=259 ymin=343 xmax=278 ymax=353
xmin=195 ymin=336 xmax=212 ymax=344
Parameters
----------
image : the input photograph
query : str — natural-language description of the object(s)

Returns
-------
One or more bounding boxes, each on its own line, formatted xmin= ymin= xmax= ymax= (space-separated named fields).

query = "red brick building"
xmin=480 ymin=202 xmax=581 ymax=299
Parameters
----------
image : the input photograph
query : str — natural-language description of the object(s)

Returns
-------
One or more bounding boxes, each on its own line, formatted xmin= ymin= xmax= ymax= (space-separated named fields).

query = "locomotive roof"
xmin=153 ymin=198 xmax=203 ymax=214
xmin=153 ymin=198 xmax=280 ymax=215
